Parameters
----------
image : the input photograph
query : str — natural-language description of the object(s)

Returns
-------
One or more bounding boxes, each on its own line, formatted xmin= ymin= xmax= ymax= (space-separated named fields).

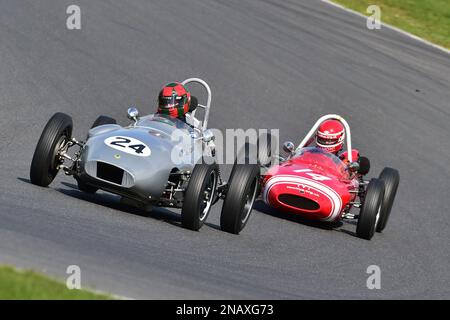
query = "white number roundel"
xmin=104 ymin=136 xmax=151 ymax=157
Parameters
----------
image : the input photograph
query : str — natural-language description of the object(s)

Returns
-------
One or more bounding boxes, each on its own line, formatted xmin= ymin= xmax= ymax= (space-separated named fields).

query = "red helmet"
xmin=315 ymin=119 xmax=345 ymax=153
xmin=157 ymin=82 xmax=191 ymax=118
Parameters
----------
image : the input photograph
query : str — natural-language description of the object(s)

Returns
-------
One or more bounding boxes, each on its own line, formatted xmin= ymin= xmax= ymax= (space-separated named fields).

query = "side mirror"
xmin=283 ymin=141 xmax=295 ymax=154
xmin=203 ymin=129 xmax=215 ymax=143
xmin=189 ymin=96 xmax=198 ymax=113
xmin=127 ymin=106 xmax=140 ymax=122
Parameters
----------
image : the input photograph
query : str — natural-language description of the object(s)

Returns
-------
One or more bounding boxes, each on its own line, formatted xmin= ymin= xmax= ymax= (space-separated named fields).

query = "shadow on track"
xmin=18 ymin=177 xmax=223 ymax=232
xmin=17 ymin=177 xmax=187 ymax=228
xmin=58 ymin=182 xmax=224 ymax=232
xmin=57 ymin=181 xmax=183 ymax=223
xmin=253 ymin=200 xmax=364 ymax=238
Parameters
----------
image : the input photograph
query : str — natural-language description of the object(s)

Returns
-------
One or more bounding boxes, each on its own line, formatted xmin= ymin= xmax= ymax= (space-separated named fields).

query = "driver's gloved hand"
xmin=348 ymin=162 xmax=360 ymax=173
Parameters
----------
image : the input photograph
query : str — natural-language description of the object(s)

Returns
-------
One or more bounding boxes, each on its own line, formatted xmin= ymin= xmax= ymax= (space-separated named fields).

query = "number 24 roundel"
xmin=104 ymin=136 xmax=151 ymax=157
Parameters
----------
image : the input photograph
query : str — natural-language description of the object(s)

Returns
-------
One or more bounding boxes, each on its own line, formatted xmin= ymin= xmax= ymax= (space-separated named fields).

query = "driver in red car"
xmin=307 ymin=119 xmax=370 ymax=174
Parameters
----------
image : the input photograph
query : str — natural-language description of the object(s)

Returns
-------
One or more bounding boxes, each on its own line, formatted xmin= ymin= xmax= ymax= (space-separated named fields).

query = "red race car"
xmin=260 ymin=114 xmax=399 ymax=240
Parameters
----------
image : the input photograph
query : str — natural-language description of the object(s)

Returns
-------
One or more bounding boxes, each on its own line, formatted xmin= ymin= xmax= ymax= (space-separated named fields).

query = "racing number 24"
xmin=110 ymin=137 xmax=146 ymax=154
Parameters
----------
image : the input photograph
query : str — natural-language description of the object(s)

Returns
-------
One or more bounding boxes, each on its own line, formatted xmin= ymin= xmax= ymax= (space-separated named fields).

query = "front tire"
xmin=376 ymin=168 xmax=400 ymax=232
xmin=220 ymin=164 xmax=260 ymax=234
xmin=30 ymin=113 xmax=73 ymax=187
xmin=181 ymin=162 xmax=219 ymax=231
xmin=356 ymin=178 xmax=385 ymax=240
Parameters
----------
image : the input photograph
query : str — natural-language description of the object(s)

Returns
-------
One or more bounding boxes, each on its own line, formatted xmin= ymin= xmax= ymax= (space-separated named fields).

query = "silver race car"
xmin=30 ymin=78 xmax=259 ymax=234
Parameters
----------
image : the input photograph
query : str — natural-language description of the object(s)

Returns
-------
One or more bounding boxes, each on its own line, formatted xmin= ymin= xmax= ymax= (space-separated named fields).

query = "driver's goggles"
xmin=159 ymin=95 xmax=185 ymax=108
xmin=316 ymin=136 xmax=340 ymax=145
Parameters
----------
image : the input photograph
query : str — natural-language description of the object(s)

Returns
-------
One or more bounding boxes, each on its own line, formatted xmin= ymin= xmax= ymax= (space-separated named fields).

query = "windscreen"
xmin=135 ymin=114 xmax=193 ymax=132
xmin=293 ymin=147 xmax=347 ymax=176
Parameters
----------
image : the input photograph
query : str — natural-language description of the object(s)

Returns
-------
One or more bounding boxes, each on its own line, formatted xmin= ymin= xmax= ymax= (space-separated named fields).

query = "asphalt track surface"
xmin=0 ymin=0 xmax=449 ymax=299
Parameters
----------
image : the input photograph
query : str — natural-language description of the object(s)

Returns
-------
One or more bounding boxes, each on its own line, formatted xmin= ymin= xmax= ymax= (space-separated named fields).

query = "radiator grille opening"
xmin=97 ymin=162 xmax=124 ymax=185
xmin=278 ymin=194 xmax=320 ymax=210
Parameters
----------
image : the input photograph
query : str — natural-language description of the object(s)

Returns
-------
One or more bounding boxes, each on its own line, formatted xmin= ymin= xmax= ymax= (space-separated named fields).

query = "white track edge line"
xmin=321 ymin=0 xmax=450 ymax=56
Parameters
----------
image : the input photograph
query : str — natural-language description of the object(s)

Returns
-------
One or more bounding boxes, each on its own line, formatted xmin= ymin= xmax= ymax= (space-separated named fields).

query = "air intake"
xmin=97 ymin=162 xmax=124 ymax=185
xmin=278 ymin=194 xmax=320 ymax=211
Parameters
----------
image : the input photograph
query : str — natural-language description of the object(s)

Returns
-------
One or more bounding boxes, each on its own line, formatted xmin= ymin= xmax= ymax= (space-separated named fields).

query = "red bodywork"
xmin=262 ymin=148 xmax=358 ymax=222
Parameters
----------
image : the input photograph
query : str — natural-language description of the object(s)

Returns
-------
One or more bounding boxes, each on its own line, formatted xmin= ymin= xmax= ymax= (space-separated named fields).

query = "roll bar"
xmin=181 ymin=78 xmax=211 ymax=131
xmin=295 ymin=114 xmax=353 ymax=162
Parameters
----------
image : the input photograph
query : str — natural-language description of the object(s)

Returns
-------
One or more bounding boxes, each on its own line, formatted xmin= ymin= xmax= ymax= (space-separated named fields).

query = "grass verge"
xmin=0 ymin=265 xmax=111 ymax=299
xmin=331 ymin=0 xmax=450 ymax=49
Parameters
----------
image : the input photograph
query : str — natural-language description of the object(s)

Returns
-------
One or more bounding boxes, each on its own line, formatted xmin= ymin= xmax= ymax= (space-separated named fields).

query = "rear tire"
xmin=376 ymin=168 xmax=400 ymax=232
xmin=189 ymin=96 xmax=198 ymax=112
xmin=30 ymin=113 xmax=73 ymax=187
xmin=220 ymin=164 xmax=260 ymax=234
xmin=356 ymin=179 xmax=385 ymax=240
xmin=91 ymin=115 xmax=117 ymax=128
xmin=257 ymin=131 xmax=276 ymax=168
xmin=234 ymin=131 xmax=276 ymax=167
xmin=181 ymin=162 xmax=219 ymax=231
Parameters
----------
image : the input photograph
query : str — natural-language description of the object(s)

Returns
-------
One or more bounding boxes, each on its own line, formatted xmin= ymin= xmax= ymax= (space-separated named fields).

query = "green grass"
xmin=0 ymin=265 xmax=112 ymax=299
xmin=332 ymin=0 xmax=450 ymax=49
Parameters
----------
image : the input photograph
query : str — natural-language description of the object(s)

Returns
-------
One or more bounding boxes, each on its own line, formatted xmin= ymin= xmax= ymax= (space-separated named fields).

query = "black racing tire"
xmin=220 ymin=164 xmax=260 ymax=234
xmin=234 ymin=131 xmax=275 ymax=167
xmin=91 ymin=115 xmax=117 ymax=128
xmin=257 ymin=131 xmax=276 ymax=168
xmin=30 ymin=113 xmax=73 ymax=187
xmin=376 ymin=167 xmax=400 ymax=232
xmin=189 ymin=96 xmax=198 ymax=112
xmin=356 ymin=178 xmax=385 ymax=240
xmin=235 ymin=141 xmax=257 ymax=165
xmin=181 ymin=162 xmax=219 ymax=231
xmin=231 ymin=142 xmax=258 ymax=198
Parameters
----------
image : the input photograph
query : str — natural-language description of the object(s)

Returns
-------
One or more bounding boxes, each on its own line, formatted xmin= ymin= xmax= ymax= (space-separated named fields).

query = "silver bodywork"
xmin=74 ymin=78 xmax=217 ymax=205
xmin=31 ymin=78 xmax=259 ymax=234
